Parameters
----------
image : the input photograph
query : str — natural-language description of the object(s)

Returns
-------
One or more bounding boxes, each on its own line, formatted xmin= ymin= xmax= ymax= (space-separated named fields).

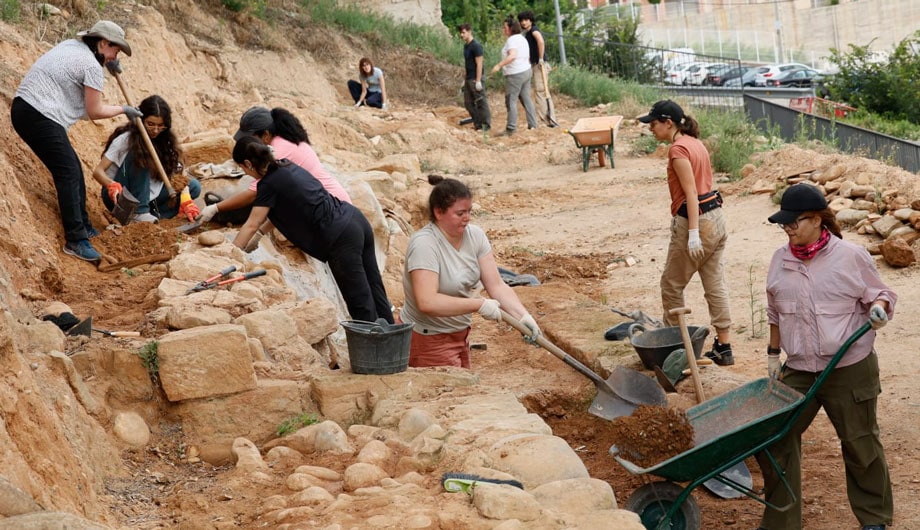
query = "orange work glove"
xmin=106 ymin=182 xmax=123 ymax=203
xmin=178 ymin=189 xmax=199 ymax=222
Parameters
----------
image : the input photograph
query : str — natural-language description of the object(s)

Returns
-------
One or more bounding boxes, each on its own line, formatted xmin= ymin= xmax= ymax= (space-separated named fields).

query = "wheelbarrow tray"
xmin=613 ymin=377 xmax=803 ymax=480
xmin=567 ymin=116 xmax=623 ymax=172
xmin=568 ymin=116 xmax=622 ymax=147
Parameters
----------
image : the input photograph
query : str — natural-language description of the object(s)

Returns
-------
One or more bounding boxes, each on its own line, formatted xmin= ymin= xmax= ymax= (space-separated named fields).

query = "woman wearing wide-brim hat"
xmin=10 ymin=20 xmax=141 ymax=263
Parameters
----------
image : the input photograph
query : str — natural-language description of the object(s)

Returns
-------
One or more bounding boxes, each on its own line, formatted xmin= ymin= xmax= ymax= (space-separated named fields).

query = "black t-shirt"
xmin=524 ymin=25 xmax=546 ymax=65
xmin=254 ymin=160 xmax=354 ymax=261
xmin=463 ymin=39 xmax=484 ymax=80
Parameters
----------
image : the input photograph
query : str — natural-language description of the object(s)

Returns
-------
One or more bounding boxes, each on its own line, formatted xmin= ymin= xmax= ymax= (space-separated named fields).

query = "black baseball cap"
xmin=233 ymin=106 xmax=273 ymax=141
xmin=767 ymin=183 xmax=828 ymax=225
xmin=638 ymin=100 xmax=685 ymax=124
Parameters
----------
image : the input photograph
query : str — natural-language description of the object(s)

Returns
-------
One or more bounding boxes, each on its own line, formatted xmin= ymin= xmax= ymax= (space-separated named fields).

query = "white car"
xmin=754 ymin=63 xmax=813 ymax=86
xmin=685 ymin=63 xmax=728 ymax=86
xmin=665 ymin=62 xmax=701 ymax=86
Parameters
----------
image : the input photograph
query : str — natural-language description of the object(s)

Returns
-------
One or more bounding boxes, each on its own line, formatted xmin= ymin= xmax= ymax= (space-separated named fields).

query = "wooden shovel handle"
xmin=669 ymin=307 xmax=706 ymax=403
xmin=112 ymin=71 xmax=176 ymax=198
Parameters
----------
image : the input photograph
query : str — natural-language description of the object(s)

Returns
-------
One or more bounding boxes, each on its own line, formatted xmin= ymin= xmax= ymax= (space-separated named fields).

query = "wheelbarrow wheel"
xmin=625 ymin=481 xmax=701 ymax=530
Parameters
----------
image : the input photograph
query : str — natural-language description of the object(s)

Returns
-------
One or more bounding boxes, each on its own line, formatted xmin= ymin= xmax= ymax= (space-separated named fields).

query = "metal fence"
xmin=744 ymin=95 xmax=920 ymax=173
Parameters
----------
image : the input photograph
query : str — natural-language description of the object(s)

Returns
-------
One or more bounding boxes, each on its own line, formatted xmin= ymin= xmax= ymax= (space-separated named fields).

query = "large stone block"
xmin=158 ymin=324 xmax=257 ymax=401
xmin=284 ymin=298 xmax=340 ymax=345
xmin=173 ymin=379 xmax=313 ymax=445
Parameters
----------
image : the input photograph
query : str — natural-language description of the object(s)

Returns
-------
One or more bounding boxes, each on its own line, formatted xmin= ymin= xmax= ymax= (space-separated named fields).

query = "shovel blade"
xmin=703 ymin=461 xmax=753 ymax=499
xmin=589 ymin=366 xmax=668 ymax=421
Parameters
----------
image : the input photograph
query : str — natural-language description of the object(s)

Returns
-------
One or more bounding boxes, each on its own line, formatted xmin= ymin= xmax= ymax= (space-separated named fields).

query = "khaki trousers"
xmin=660 ymin=208 xmax=731 ymax=330
xmin=531 ymin=63 xmax=557 ymax=125
xmin=757 ymin=352 xmax=892 ymax=529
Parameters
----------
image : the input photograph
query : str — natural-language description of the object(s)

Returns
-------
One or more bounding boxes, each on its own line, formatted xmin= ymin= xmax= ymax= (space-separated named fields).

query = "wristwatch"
xmin=767 ymin=346 xmax=781 ymax=354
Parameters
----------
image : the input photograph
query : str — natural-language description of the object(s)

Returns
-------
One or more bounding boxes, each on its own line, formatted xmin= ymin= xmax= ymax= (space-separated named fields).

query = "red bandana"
xmin=790 ymin=228 xmax=831 ymax=261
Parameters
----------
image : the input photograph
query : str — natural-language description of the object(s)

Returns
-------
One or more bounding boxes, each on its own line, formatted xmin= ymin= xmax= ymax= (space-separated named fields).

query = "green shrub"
xmin=136 ymin=341 xmax=159 ymax=382
xmin=1 ymin=0 xmax=20 ymax=22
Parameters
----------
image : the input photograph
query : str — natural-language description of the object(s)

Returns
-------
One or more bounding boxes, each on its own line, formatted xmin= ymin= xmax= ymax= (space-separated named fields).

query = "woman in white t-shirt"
xmin=400 ymin=175 xmax=541 ymax=368
xmin=490 ymin=16 xmax=537 ymax=135
xmin=92 ymin=95 xmax=200 ymax=222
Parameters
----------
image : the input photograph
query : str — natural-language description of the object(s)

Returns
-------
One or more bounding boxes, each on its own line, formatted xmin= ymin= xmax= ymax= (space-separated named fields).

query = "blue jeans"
xmin=101 ymin=162 xmax=201 ymax=220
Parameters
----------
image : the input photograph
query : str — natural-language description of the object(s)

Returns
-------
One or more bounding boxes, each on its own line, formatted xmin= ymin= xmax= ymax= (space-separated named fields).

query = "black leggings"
xmin=11 ymin=97 xmax=93 ymax=241
xmin=327 ymin=211 xmax=394 ymax=324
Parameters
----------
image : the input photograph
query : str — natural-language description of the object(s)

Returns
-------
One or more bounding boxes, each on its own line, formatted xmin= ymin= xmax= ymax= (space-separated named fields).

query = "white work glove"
xmin=354 ymin=101 xmax=363 ymax=108
xmin=197 ymin=203 xmax=219 ymax=223
xmin=687 ymin=228 xmax=704 ymax=260
xmin=382 ymin=102 xmax=389 ymax=111
xmin=477 ymin=299 xmax=502 ymax=321
xmin=869 ymin=304 xmax=888 ymax=330
xmin=767 ymin=354 xmax=782 ymax=380
xmin=519 ymin=313 xmax=542 ymax=341
xmin=475 ymin=81 xmax=483 ymax=91
xmin=243 ymin=231 xmax=263 ymax=253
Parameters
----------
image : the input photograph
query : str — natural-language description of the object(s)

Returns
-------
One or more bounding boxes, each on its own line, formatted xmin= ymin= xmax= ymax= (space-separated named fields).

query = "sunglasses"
xmin=780 ymin=215 xmax=815 ymax=230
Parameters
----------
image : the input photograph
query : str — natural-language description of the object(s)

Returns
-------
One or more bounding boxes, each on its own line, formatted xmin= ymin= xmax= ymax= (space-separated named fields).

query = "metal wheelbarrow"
xmin=610 ymin=322 xmax=872 ymax=530
xmin=565 ymin=116 xmax=623 ymax=172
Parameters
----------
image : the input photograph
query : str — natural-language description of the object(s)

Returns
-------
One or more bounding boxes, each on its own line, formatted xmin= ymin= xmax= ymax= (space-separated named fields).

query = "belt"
xmin=677 ymin=190 xmax=723 ymax=219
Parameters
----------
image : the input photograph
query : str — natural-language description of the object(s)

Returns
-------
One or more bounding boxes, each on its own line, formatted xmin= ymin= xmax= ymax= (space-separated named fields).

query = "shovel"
xmin=500 ymin=309 xmax=666 ymax=420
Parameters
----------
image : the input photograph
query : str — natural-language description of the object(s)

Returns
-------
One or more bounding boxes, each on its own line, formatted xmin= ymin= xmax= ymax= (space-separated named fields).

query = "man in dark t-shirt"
xmin=458 ymin=23 xmax=491 ymax=131
xmin=518 ymin=10 xmax=558 ymax=127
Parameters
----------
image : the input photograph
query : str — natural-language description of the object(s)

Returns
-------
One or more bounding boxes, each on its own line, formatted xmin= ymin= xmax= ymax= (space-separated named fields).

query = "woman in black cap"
xmin=11 ymin=20 xmax=140 ymax=262
xmin=757 ymin=183 xmax=894 ymax=530
xmin=637 ymin=99 xmax=734 ymax=365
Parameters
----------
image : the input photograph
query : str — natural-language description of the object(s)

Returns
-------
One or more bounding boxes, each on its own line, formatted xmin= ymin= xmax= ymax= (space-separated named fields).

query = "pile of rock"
xmin=752 ymin=169 xmax=918 ymax=267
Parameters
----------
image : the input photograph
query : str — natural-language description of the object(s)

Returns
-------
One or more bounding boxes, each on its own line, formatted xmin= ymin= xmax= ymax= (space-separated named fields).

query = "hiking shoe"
xmin=86 ymin=226 xmax=100 ymax=238
xmin=131 ymin=212 xmax=159 ymax=223
xmin=704 ymin=338 xmax=735 ymax=366
xmin=63 ymin=239 xmax=101 ymax=262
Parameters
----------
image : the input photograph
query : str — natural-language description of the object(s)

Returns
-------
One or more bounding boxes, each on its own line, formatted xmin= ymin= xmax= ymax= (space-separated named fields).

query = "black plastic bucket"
xmin=341 ymin=319 xmax=412 ymax=375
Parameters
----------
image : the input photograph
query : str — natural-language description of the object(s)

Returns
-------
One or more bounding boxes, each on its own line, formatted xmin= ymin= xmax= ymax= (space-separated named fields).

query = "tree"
xmin=828 ymin=31 xmax=920 ymax=124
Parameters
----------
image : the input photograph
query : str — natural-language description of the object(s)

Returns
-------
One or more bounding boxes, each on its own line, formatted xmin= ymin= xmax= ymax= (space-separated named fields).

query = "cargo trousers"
xmin=660 ymin=207 xmax=731 ymax=331
xmin=757 ymin=352 xmax=893 ymax=529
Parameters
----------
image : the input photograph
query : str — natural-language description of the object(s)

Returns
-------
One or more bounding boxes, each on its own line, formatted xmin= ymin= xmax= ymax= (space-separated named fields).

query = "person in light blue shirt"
xmin=347 ymin=57 xmax=388 ymax=110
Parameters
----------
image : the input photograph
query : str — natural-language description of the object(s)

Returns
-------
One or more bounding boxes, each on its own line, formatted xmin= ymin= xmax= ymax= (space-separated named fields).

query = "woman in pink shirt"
xmin=759 ymin=183 xmax=894 ymax=530
xmin=197 ymin=106 xmax=350 ymax=224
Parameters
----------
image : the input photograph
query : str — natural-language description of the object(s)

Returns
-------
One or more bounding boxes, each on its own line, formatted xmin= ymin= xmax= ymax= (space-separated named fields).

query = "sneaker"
xmin=131 ymin=212 xmax=159 ymax=223
xmin=704 ymin=338 xmax=735 ymax=366
xmin=63 ymin=239 xmax=101 ymax=262
xmin=501 ymin=128 xmax=515 ymax=137
xmin=86 ymin=226 xmax=100 ymax=238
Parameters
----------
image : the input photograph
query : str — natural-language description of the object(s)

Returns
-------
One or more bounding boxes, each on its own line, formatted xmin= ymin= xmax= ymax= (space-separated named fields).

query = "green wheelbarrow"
xmin=566 ymin=115 xmax=623 ymax=172
xmin=610 ymin=322 xmax=873 ymax=530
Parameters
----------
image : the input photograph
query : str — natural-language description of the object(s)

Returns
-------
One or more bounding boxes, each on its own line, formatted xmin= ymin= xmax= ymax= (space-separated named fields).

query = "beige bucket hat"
xmin=77 ymin=20 xmax=132 ymax=56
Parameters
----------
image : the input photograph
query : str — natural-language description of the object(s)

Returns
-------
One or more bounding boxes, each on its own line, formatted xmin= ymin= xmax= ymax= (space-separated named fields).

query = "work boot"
xmin=704 ymin=338 xmax=734 ymax=366
xmin=63 ymin=239 xmax=101 ymax=262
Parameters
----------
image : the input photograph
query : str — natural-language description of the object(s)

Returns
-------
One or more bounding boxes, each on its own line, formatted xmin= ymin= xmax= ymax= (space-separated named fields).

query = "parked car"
xmin=705 ymin=65 xmax=749 ymax=86
xmin=664 ymin=62 xmax=700 ymax=86
xmin=685 ymin=63 xmax=727 ymax=86
xmin=754 ymin=63 xmax=813 ymax=86
xmin=724 ymin=67 xmax=759 ymax=87
xmin=765 ymin=67 xmax=825 ymax=88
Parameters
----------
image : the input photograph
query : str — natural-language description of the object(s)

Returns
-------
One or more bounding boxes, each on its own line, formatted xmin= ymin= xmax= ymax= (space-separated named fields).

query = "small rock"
xmin=198 ymin=230 xmax=225 ymax=246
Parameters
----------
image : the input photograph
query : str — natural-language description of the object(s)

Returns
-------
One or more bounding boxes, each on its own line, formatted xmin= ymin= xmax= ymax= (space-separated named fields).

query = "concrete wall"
xmin=638 ymin=0 xmax=920 ymax=68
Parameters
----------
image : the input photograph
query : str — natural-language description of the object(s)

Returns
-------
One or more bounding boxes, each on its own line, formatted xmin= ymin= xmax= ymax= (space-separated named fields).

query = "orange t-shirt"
xmin=667 ymin=135 xmax=713 ymax=216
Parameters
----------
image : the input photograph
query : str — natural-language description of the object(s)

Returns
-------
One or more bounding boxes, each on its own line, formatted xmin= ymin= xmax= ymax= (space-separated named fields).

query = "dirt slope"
xmin=1 ymin=3 xmax=920 ymax=529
